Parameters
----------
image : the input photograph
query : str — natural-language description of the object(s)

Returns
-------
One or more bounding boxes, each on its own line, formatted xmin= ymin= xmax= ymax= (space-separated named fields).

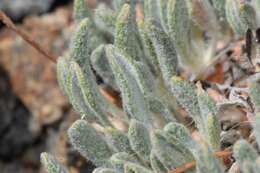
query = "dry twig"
xmin=0 ymin=11 xmax=57 ymax=63
xmin=0 ymin=11 xmax=123 ymax=105
xmin=168 ymin=150 xmax=233 ymax=173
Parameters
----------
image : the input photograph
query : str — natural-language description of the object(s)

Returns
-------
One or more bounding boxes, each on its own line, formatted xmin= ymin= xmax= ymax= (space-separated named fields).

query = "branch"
xmin=0 ymin=11 xmax=57 ymax=63
xmin=168 ymin=150 xmax=232 ymax=173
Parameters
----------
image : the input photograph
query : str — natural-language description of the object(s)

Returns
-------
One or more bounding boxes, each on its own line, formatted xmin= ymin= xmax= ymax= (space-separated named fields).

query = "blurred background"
xmin=0 ymin=0 xmax=104 ymax=172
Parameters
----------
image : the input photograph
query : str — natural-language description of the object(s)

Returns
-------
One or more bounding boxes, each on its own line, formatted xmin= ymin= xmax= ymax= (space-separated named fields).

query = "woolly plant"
xmin=41 ymin=0 xmax=260 ymax=173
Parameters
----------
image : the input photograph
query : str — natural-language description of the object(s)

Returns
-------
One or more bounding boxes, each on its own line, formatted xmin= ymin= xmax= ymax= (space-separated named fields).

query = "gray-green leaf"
xmin=68 ymin=120 xmax=113 ymax=167
xmin=128 ymin=119 xmax=152 ymax=162
xmin=40 ymin=153 xmax=69 ymax=173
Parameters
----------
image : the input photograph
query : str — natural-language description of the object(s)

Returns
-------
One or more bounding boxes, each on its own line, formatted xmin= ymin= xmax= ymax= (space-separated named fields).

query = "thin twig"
xmin=0 ymin=11 xmax=123 ymax=106
xmin=0 ymin=10 xmax=57 ymax=63
xmin=168 ymin=150 xmax=233 ymax=173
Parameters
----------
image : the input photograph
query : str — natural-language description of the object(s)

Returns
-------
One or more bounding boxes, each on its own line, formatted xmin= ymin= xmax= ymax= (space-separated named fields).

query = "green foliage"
xmin=225 ymin=0 xmax=260 ymax=36
xmin=143 ymin=0 xmax=160 ymax=22
xmin=41 ymin=153 xmax=69 ymax=173
xmin=168 ymin=0 xmax=191 ymax=68
xmin=90 ymin=44 xmax=117 ymax=89
xmin=253 ymin=114 xmax=260 ymax=146
xmin=207 ymin=114 xmax=221 ymax=151
xmin=233 ymin=140 xmax=260 ymax=173
xmin=211 ymin=0 xmax=226 ymax=19
xmin=73 ymin=0 xmax=91 ymax=23
xmin=158 ymin=0 xmax=169 ymax=33
xmin=94 ymin=4 xmax=117 ymax=35
xmin=145 ymin=21 xmax=178 ymax=87
xmin=150 ymin=150 xmax=167 ymax=173
xmin=104 ymin=127 xmax=132 ymax=153
xmin=93 ymin=168 xmax=116 ymax=173
xmin=151 ymin=130 xmax=191 ymax=170
xmin=68 ymin=120 xmax=113 ymax=167
xmin=115 ymin=4 xmax=139 ymax=61
xmin=124 ymin=162 xmax=152 ymax=173
xmin=105 ymin=45 xmax=151 ymax=124
xmin=128 ymin=119 xmax=151 ymax=162
xmin=42 ymin=1 xmax=260 ymax=173
xmin=170 ymin=77 xmax=201 ymax=124
xmin=110 ymin=152 xmax=138 ymax=173
xmin=249 ymin=82 xmax=260 ymax=111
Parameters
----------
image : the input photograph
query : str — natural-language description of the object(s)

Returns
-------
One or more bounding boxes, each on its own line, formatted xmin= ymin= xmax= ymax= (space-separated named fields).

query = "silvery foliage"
xmin=42 ymin=0 xmax=260 ymax=173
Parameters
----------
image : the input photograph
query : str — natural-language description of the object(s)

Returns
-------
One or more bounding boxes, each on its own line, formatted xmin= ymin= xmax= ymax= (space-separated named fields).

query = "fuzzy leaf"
xmin=57 ymin=57 xmax=97 ymax=121
xmin=104 ymin=128 xmax=132 ymax=153
xmin=132 ymin=61 xmax=155 ymax=97
xmin=168 ymin=0 xmax=192 ymax=67
xmin=112 ymin=0 xmax=127 ymax=11
xmin=158 ymin=0 xmax=169 ymax=32
xmin=93 ymin=168 xmax=116 ymax=173
xmin=148 ymin=98 xmax=177 ymax=124
xmin=128 ymin=119 xmax=152 ymax=162
xmin=138 ymin=21 xmax=160 ymax=74
xmin=41 ymin=153 xmax=68 ymax=173
xmin=195 ymin=143 xmax=224 ymax=173
xmin=115 ymin=4 xmax=139 ymax=61
xmin=239 ymin=3 xmax=257 ymax=31
xmin=124 ymin=162 xmax=153 ymax=173
xmin=225 ymin=0 xmax=252 ymax=36
xmin=211 ymin=0 xmax=226 ymax=19
xmin=73 ymin=0 xmax=91 ymax=23
xmin=249 ymin=82 xmax=260 ymax=111
xmin=68 ymin=61 xmax=97 ymax=121
xmin=146 ymin=21 xmax=178 ymax=87
xmin=197 ymin=87 xmax=218 ymax=122
xmin=106 ymin=44 xmax=155 ymax=97
xmin=255 ymin=0 xmax=260 ymax=24
xmin=164 ymin=122 xmax=197 ymax=152
xmin=151 ymin=130 xmax=191 ymax=170
xmin=110 ymin=152 xmax=138 ymax=173
xmin=70 ymin=18 xmax=92 ymax=69
xmin=70 ymin=61 xmax=111 ymax=126
xmin=197 ymin=87 xmax=221 ymax=150
xmin=143 ymin=0 xmax=160 ymax=21
xmin=105 ymin=45 xmax=152 ymax=124
xmin=164 ymin=122 xmax=223 ymax=173
xmin=207 ymin=114 xmax=221 ymax=151
xmin=112 ymin=0 xmax=137 ymax=11
xmin=94 ymin=4 xmax=117 ymax=35
xmin=190 ymin=0 xmax=218 ymax=31
xmin=170 ymin=77 xmax=202 ymax=129
xmin=71 ymin=16 xmax=103 ymax=56
xmin=56 ymin=56 xmax=71 ymax=96
xmin=164 ymin=122 xmax=198 ymax=165
xmin=90 ymin=44 xmax=117 ymax=89
xmin=68 ymin=120 xmax=113 ymax=167
xmin=253 ymin=113 xmax=260 ymax=146
xmin=69 ymin=19 xmax=114 ymax=125
xmin=233 ymin=140 xmax=258 ymax=166
xmin=241 ymin=161 xmax=260 ymax=173
xmin=150 ymin=150 xmax=167 ymax=173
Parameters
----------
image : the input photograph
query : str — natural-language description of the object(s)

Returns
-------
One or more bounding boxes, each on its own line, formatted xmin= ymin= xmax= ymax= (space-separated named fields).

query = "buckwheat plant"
xmin=41 ymin=0 xmax=260 ymax=173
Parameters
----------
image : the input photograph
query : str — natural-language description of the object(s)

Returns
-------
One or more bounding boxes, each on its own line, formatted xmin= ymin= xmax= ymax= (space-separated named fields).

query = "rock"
xmin=0 ymin=6 xmax=71 ymax=129
xmin=0 ymin=0 xmax=54 ymax=21
xmin=0 ymin=65 xmax=36 ymax=161
xmin=220 ymin=130 xmax=241 ymax=150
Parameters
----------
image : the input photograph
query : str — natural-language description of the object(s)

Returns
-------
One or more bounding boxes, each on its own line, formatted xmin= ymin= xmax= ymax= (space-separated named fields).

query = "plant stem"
xmin=167 ymin=150 xmax=232 ymax=173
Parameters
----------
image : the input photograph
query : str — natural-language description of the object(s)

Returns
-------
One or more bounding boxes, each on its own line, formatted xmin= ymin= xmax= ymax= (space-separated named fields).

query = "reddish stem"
xmin=168 ymin=150 xmax=232 ymax=173
xmin=0 ymin=11 xmax=57 ymax=63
